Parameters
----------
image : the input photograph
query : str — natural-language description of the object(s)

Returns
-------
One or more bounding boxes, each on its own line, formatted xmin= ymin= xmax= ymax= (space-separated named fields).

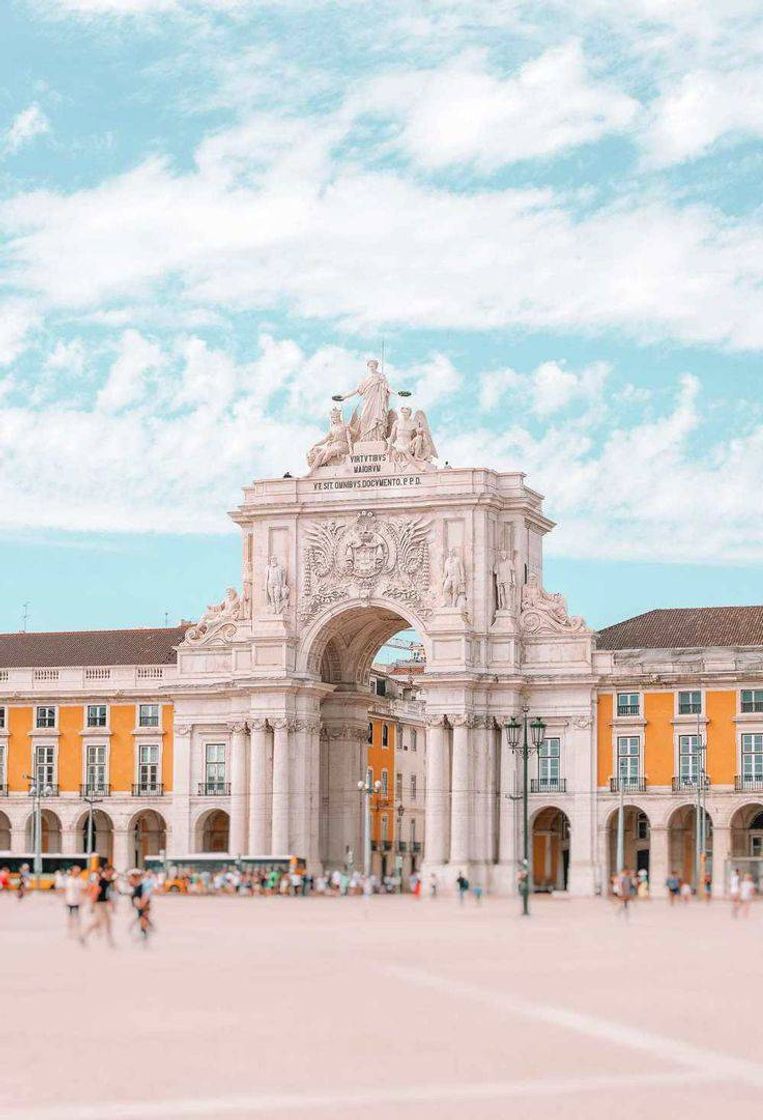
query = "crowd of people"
xmin=610 ymin=865 xmax=758 ymax=916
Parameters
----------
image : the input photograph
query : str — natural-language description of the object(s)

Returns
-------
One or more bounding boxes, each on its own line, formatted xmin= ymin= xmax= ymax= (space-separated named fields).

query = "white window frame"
xmin=86 ymin=703 xmax=109 ymax=729
xmin=0 ymin=705 xmax=6 ymax=731
xmin=84 ymin=743 xmax=109 ymax=793
xmin=741 ymin=689 xmax=763 ymax=714
xmin=381 ymin=768 xmax=389 ymax=797
xmin=741 ymin=733 xmax=763 ymax=782
xmin=410 ymin=774 xmax=417 ymax=802
xmin=395 ymin=772 xmax=403 ymax=802
xmin=410 ymin=729 xmax=417 ymax=753
xmin=35 ymin=705 xmax=57 ymax=730
xmin=380 ymin=813 xmax=388 ymax=842
xmin=0 ymin=742 xmax=6 ymax=788
xmin=616 ymin=692 xmax=640 ymax=718
xmin=678 ymin=734 xmax=701 ymax=784
xmin=138 ymin=703 xmax=161 ymax=728
xmin=136 ymin=742 xmax=162 ymax=792
xmin=382 ymin=723 xmax=389 ymax=748
xmin=538 ymin=737 xmax=561 ymax=789
xmin=32 ymin=742 xmax=57 ymax=788
xmin=677 ymin=690 xmax=702 ymax=716
xmin=616 ymin=735 xmax=641 ymax=784
xmin=204 ymin=742 xmax=227 ymax=792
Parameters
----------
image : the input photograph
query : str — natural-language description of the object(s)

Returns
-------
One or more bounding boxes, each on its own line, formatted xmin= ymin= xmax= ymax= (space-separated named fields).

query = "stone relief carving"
xmin=386 ymin=408 xmax=437 ymax=471
xmin=441 ymin=547 xmax=467 ymax=609
xmin=300 ymin=509 xmax=431 ymax=621
xmin=185 ymin=587 xmax=242 ymax=644
xmin=519 ymin=574 xmax=587 ymax=635
xmin=265 ymin=556 xmax=290 ymax=615
xmin=572 ymin=715 xmax=593 ymax=729
xmin=307 ymin=407 xmax=354 ymax=471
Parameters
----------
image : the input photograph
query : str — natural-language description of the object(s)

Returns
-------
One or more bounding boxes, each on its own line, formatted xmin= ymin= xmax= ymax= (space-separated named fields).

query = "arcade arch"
xmin=129 ymin=810 xmax=166 ymax=868
xmin=25 ymin=809 xmax=62 ymax=853
xmin=730 ymin=803 xmax=763 ymax=858
xmin=75 ymin=809 xmax=114 ymax=860
xmin=196 ymin=809 xmax=230 ymax=853
xmin=0 ymin=811 xmax=10 ymax=850
xmin=531 ymin=807 xmax=570 ymax=892
xmin=667 ymin=805 xmax=713 ymax=887
xmin=606 ymin=806 xmax=651 ymax=880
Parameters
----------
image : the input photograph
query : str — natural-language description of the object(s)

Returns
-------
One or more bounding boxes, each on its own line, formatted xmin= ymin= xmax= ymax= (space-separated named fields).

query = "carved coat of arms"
xmin=300 ymin=510 xmax=431 ymax=621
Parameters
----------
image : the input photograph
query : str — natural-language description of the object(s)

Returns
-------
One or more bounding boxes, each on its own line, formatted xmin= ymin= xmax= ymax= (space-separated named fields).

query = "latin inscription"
xmin=313 ymin=475 xmax=423 ymax=491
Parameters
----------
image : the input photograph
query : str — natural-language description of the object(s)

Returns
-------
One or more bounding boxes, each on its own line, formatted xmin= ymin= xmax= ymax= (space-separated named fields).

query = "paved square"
xmin=1 ymin=893 xmax=761 ymax=1119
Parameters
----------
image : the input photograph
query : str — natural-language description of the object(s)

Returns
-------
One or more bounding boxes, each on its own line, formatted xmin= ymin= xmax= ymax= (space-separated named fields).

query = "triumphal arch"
xmin=170 ymin=358 xmax=597 ymax=894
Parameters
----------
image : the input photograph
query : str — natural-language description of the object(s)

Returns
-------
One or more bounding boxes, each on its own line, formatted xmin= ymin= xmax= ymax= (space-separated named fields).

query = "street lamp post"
xmin=358 ymin=776 xmax=382 ymax=878
xmin=83 ymin=791 xmax=103 ymax=860
xmin=695 ymin=731 xmax=708 ymax=894
xmin=504 ymin=707 xmax=546 ymax=916
xmin=396 ymin=802 xmax=405 ymax=892
xmin=24 ymin=772 xmax=53 ymax=889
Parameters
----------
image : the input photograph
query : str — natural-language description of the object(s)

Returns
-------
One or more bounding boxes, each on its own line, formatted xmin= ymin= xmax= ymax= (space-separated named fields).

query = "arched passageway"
xmin=25 ymin=810 xmax=62 ymax=854
xmin=130 ymin=810 xmax=166 ymax=868
xmin=196 ymin=809 xmax=230 ymax=853
xmin=532 ymin=807 xmax=570 ymax=892
xmin=729 ymin=804 xmax=763 ymax=887
xmin=0 ymin=811 xmax=10 ymax=850
xmin=76 ymin=809 xmax=114 ymax=860
xmin=607 ymin=806 xmax=650 ymax=880
xmin=668 ymin=805 xmax=713 ymax=887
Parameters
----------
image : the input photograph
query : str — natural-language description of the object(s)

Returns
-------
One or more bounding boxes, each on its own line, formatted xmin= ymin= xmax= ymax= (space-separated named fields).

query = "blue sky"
xmin=1 ymin=0 xmax=762 ymax=635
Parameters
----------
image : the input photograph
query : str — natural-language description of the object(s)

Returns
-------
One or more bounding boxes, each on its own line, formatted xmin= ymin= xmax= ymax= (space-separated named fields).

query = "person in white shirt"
xmin=63 ymin=866 xmax=86 ymax=935
xmin=739 ymin=873 xmax=755 ymax=918
xmin=729 ymin=868 xmax=741 ymax=917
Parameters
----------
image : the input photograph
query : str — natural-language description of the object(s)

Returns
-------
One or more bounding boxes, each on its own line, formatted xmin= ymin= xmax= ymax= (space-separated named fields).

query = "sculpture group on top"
xmin=307 ymin=358 xmax=437 ymax=473
xmin=520 ymin=574 xmax=587 ymax=635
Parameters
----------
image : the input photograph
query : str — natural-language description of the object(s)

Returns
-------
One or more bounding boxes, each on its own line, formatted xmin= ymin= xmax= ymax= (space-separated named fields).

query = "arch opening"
xmin=129 ymin=810 xmax=167 ymax=869
xmin=195 ymin=809 xmax=230 ymax=854
xmin=0 ymin=811 xmax=10 ymax=850
xmin=667 ymin=804 xmax=713 ymax=889
xmin=531 ymin=807 xmax=570 ymax=892
xmin=606 ymin=805 xmax=651 ymax=883
xmin=25 ymin=809 xmax=62 ymax=854
xmin=75 ymin=809 xmax=114 ymax=861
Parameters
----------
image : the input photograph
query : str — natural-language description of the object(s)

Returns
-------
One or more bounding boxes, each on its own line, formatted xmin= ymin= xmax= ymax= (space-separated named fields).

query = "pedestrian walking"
xmin=456 ymin=872 xmax=469 ymax=905
xmin=17 ymin=863 xmax=30 ymax=901
xmin=739 ymin=873 xmax=755 ymax=918
xmin=129 ymin=870 xmax=154 ymax=944
xmin=680 ymin=879 xmax=692 ymax=904
xmin=63 ymin=866 xmax=86 ymax=936
xmin=665 ymin=871 xmax=680 ymax=905
xmin=729 ymin=868 xmax=741 ymax=917
xmin=80 ymin=863 xmax=117 ymax=947
xmin=429 ymin=872 xmax=438 ymax=899
xmin=617 ymin=869 xmax=635 ymax=918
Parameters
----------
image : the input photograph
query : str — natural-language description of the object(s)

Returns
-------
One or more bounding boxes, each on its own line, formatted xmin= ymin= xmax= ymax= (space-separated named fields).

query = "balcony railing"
xmin=197 ymin=782 xmax=231 ymax=796
xmin=735 ymin=775 xmax=763 ymax=792
xmin=672 ymin=775 xmax=710 ymax=792
xmin=616 ymin=706 xmax=640 ymax=717
xmin=381 ymin=840 xmax=392 ymax=852
xmin=609 ymin=776 xmax=647 ymax=793
xmin=411 ymin=841 xmax=422 ymax=853
xmin=80 ymin=783 xmax=111 ymax=797
xmin=397 ymin=841 xmax=407 ymax=853
xmin=132 ymin=783 xmax=164 ymax=797
xmin=28 ymin=783 xmax=59 ymax=797
xmin=530 ymin=778 xmax=567 ymax=793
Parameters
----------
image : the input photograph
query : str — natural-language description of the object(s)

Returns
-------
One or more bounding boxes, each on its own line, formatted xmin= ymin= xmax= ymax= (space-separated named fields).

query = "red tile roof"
xmin=597 ymin=607 xmax=763 ymax=651
xmin=0 ymin=625 xmax=190 ymax=668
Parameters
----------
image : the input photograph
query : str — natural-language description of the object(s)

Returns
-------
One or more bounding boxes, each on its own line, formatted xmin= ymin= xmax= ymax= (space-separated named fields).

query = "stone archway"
xmin=531 ymin=807 xmax=570 ymax=891
xmin=0 ymin=811 xmax=10 ymax=851
xmin=606 ymin=805 xmax=651 ymax=881
xmin=129 ymin=810 xmax=167 ymax=868
xmin=196 ymin=809 xmax=230 ymax=853
xmin=25 ymin=809 xmax=62 ymax=853
xmin=668 ymin=805 xmax=713 ymax=887
xmin=76 ymin=809 xmax=114 ymax=860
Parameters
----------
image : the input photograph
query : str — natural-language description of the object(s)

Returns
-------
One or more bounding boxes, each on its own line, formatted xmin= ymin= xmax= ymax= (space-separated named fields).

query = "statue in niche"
xmin=265 ymin=556 xmax=289 ymax=615
xmin=186 ymin=587 xmax=241 ymax=642
xmin=441 ymin=547 xmax=467 ymax=609
xmin=494 ymin=549 xmax=517 ymax=612
xmin=307 ymin=406 xmax=355 ymax=471
xmin=386 ymin=407 xmax=437 ymax=469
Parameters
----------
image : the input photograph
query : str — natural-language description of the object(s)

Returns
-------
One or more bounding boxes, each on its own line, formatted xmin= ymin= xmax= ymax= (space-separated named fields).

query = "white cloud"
xmin=96 ymin=329 xmax=164 ymax=412
xmin=45 ymin=338 xmax=86 ymax=377
xmin=643 ymin=67 xmax=763 ymax=167
xmin=530 ymin=360 xmax=610 ymax=416
xmin=478 ymin=368 xmax=521 ymax=411
xmin=4 ymin=104 xmax=50 ymax=153
xmin=0 ymin=301 xmax=41 ymax=366
xmin=361 ymin=42 xmax=639 ymax=171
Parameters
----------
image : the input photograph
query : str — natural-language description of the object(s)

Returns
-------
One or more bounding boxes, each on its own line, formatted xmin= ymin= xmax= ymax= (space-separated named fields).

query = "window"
xmin=617 ymin=736 xmax=640 ymax=784
xmin=397 ymin=724 xmax=404 ymax=750
xmin=375 ymin=678 xmax=387 ymax=697
xmin=410 ymin=818 xmax=416 ymax=844
xmin=138 ymin=703 xmax=160 ymax=727
xmin=366 ymin=766 xmax=373 ymax=787
xmin=616 ymin=693 xmax=639 ymax=717
xmin=86 ymin=704 xmax=107 ymax=728
xmin=381 ymin=814 xmax=388 ymax=842
xmin=0 ymin=706 xmax=5 ymax=730
xmin=679 ymin=735 xmax=701 ymax=784
xmin=678 ymin=691 xmax=702 ymax=716
xmin=0 ymin=743 xmax=5 ymax=787
xmin=381 ymin=768 xmax=389 ymax=797
xmin=410 ymin=729 xmax=417 ymax=753
xmin=382 ymin=724 xmax=389 ymax=748
xmin=395 ymin=772 xmax=403 ymax=801
xmin=538 ymin=737 xmax=560 ymax=789
xmin=36 ymin=706 xmax=56 ymax=729
xmin=410 ymin=774 xmax=417 ymax=802
xmin=742 ymin=734 xmax=763 ymax=781
xmin=367 ymin=722 xmax=373 ymax=744
xmin=741 ymin=690 xmax=763 ymax=713
xmin=86 ymin=745 xmax=108 ymax=792
xmin=138 ymin=744 xmax=160 ymax=792
xmin=636 ymin=812 xmax=650 ymax=841
xmin=205 ymin=743 xmax=226 ymax=792
xmin=34 ymin=744 xmax=55 ymax=788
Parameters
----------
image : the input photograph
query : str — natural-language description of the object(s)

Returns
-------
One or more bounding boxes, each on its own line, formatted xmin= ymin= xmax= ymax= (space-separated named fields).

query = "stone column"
xmin=424 ymin=716 xmax=449 ymax=865
xmin=170 ymin=724 xmax=192 ymax=857
xmin=61 ymin=824 xmax=79 ymax=855
xmin=324 ymin=721 xmax=364 ymax=869
xmin=271 ymin=718 xmax=292 ymax=855
xmin=498 ymin=719 xmax=515 ymax=864
xmin=296 ymin=719 xmax=321 ymax=869
xmin=711 ymin=825 xmax=730 ymax=897
xmin=649 ymin=825 xmax=669 ymax=898
xmin=450 ymin=715 xmax=472 ymax=865
xmin=248 ymin=719 xmax=270 ymax=855
xmin=472 ymin=716 xmax=490 ymax=864
xmin=112 ymin=828 xmax=131 ymax=873
xmin=228 ymin=721 xmax=249 ymax=858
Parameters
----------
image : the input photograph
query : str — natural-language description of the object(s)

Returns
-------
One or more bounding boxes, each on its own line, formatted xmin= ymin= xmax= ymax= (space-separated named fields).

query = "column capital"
xmin=174 ymin=724 xmax=193 ymax=738
xmin=228 ymin=721 xmax=249 ymax=735
xmin=249 ymin=718 xmax=269 ymax=733
xmin=295 ymin=719 xmax=321 ymax=734
xmin=271 ymin=717 xmax=296 ymax=732
xmin=449 ymin=713 xmax=476 ymax=728
xmin=426 ymin=715 xmax=447 ymax=730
